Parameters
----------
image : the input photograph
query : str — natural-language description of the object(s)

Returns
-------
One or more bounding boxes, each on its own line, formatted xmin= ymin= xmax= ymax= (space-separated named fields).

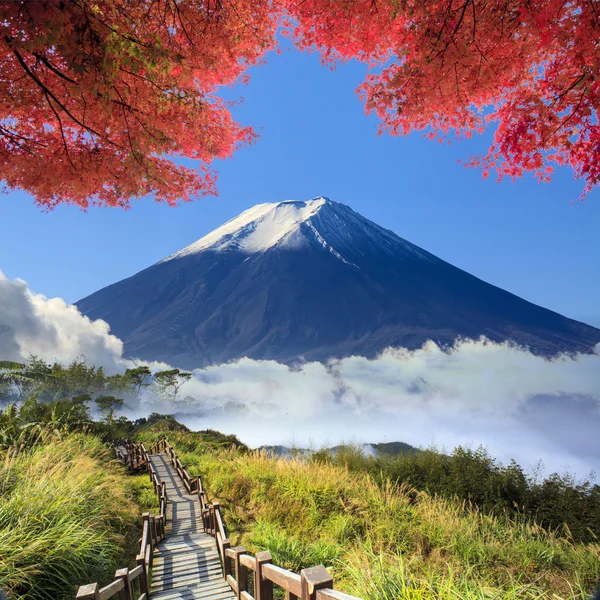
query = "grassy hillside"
xmin=137 ymin=430 xmax=600 ymax=600
xmin=0 ymin=433 xmax=156 ymax=600
xmin=0 ymin=384 xmax=598 ymax=600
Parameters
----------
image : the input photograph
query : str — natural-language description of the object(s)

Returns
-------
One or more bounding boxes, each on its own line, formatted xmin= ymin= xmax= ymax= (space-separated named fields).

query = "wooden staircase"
xmin=76 ymin=439 xmax=362 ymax=600
xmin=148 ymin=453 xmax=235 ymax=600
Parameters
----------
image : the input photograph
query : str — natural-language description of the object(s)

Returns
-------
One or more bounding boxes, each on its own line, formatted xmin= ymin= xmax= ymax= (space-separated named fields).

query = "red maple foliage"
xmin=1 ymin=0 xmax=599 ymax=209
xmin=0 ymin=0 xmax=276 ymax=208
xmin=284 ymin=0 xmax=600 ymax=197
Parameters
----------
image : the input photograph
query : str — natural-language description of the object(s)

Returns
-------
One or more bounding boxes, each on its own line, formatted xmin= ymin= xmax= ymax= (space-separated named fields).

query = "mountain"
xmin=257 ymin=441 xmax=421 ymax=459
xmin=76 ymin=197 xmax=600 ymax=367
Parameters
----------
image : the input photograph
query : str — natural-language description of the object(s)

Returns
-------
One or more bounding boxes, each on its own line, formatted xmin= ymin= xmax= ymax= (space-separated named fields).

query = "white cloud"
xmin=1 ymin=270 xmax=599 ymax=476
xmin=0 ymin=270 xmax=124 ymax=370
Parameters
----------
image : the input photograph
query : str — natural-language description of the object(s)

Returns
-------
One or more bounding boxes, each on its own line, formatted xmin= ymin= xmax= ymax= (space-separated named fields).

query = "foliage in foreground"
xmin=0 ymin=433 xmax=153 ymax=600
xmin=2 ymin=0 xmax=599 ymax=207
xmin=159 ymin=438 xmax=600 ymax=600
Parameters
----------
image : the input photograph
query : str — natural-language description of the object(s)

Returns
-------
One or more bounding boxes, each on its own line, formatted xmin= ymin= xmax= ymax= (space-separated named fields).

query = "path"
xmin=148 ymin=453 xmax=236 ymax=600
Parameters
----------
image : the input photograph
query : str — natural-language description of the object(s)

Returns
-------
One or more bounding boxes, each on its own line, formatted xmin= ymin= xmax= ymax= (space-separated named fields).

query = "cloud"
xmin=0 ymin=270 xmax=124 ymax=370
xmin=149 ymin=341 xmax=600 ymax=477
xmin=1 ymin=270 xmax=599 ymax=476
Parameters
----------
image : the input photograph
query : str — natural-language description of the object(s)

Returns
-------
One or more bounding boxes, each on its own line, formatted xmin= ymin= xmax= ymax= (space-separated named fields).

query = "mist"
xmin=2 ymin=270 xmax=599 ymax=479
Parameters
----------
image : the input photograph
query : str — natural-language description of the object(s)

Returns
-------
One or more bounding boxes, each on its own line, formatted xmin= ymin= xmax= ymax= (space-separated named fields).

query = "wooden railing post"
xmin=255 ymin=550 xmax=274 ymax=600
xmin=210 ymin=503 xmax=216 ymax=536
xmin=213 ymin=501 xmax=221 ymax=536
xmin=115 ymin=568 xmax=134 ymax=600
xmin=150 ymin=514 xmax=157 ymax=545
xmin=222 ymin=539 xmax=231 ymax=579
xmin=75 ymin=583 xmax=100 ymax=600
xmin=301 ymin=567 xmax=333 ymax=600
xmin=136 ymin=553 xmax=148 ymax=595
xmin=233 ymin=547 xmax=248 ymax=600
xmin=142 ymin=513 xmax=152 ymax=551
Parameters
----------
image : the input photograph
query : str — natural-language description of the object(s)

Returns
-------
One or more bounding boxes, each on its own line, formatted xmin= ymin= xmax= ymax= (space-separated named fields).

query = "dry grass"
xmin=0 ymin=433 xmax=146 ymax=600
xmin=175 ymin=446 xmax=599 ymax=600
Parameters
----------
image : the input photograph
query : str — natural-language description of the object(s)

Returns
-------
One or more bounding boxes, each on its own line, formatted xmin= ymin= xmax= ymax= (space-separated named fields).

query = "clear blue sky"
xmin=1 ymin=41 xmax=599 ymax=326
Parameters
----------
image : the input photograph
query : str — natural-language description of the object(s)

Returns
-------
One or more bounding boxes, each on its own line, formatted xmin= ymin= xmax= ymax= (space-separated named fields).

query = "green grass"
xmin=0 ymin=433 xmax=153 ymax=600
xmin=150 ymin=436 xmax=599 ymax=600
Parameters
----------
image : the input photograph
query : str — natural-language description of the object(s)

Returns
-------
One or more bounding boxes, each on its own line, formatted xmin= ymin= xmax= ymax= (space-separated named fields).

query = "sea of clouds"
xmin=1 ymin=269 xmax=599 ymax=478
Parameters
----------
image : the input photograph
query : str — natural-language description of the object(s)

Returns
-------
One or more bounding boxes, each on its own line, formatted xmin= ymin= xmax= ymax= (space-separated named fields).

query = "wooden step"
xmin=147 ymin=454 xmax=232 ymax=599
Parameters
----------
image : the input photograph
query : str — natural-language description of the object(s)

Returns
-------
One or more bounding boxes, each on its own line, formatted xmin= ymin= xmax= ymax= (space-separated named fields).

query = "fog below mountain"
xmin=2 ymin=269 xmax=599 ymax=480
xmin=129 ymin=346 xmax=600 ymax=480
xmin=157 ymin=394 xmax=599 ymax=480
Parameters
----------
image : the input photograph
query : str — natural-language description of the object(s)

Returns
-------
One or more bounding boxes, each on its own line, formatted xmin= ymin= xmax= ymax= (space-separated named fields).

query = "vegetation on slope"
xmin=137 ymin=430 xmax=600 ymax=600
xmin=0 ymin=432 xmax=156 ymax=600
xmin=1 ymin=354 xmax=599 ymax=599
xmin=317 ymin=445 xmax=600 ymax=546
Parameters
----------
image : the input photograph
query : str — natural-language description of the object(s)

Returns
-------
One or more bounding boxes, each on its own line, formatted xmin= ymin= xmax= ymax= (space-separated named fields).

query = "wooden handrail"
xmin=78 ymin=438 xmax=364 ymax=600
xmin=154 ymin=438 xmax=364 ymax=600
xmin=76 ymin=441 xmax=168 ymax=599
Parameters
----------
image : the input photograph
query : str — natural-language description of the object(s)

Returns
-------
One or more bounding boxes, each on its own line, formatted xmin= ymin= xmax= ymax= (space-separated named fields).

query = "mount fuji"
xmin=76 ymin=197 xmax=600 ymax=368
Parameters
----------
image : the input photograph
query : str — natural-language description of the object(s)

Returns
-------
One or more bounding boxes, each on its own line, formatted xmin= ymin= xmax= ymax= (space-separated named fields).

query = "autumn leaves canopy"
xmin=1 ymin=0 xmax=599 ymax=208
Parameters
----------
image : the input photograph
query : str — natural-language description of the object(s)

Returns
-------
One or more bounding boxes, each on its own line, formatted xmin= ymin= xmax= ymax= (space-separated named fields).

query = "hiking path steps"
xmin=148 ymin=453 xmax=236 ymax=600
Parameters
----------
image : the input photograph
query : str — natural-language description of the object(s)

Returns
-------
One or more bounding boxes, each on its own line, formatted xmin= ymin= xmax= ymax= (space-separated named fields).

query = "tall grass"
xmin=0 ymin=433 xmax=145 ymax=600
xmin=169 ymin=444 xmax=600 ymax=600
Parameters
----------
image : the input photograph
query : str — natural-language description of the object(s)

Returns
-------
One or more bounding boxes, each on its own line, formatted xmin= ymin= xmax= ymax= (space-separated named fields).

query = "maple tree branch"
xmin=112 ymin=84 xmax=164 ymax=146
xmin=170 ymin=0 xmax=195 ymax=45
xmin=542 ymin=88 xmax=588 ymax=146
xmin=43 ymin=91 xmax=77 ymax=171
xmin=4 ymin=35 xmax=123 ymax=149
xmin=451 ymin=0 xmax=473 ymax=37
xmin=554 ymin=73 xmax=586 ymax=104
xmin=0 ymin=126 xmax=37 ymax=155
xmin=32 ymin=52 xmax=78 ymax=84
xmin=587 ymin=0 xmax=600 ymax=26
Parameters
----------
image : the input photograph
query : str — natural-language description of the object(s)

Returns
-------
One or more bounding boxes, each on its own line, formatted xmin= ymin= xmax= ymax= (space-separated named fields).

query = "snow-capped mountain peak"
xmin=161 ymin=196 xmax=434 ymax=267
xmin=164 ymin=197 xmax=333 ymax=260
xmin=77 ymin=197 xmax=600 ymax=368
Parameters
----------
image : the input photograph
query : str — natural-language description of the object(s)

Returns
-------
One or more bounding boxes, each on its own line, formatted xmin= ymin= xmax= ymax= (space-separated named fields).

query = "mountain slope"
xmin=76 ymin=197 xmax=600 ymax=367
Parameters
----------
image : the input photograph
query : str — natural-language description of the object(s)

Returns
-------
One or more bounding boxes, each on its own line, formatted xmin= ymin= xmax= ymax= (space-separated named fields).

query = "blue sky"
xmin=1 ymin=41 xmax=599 ymax=326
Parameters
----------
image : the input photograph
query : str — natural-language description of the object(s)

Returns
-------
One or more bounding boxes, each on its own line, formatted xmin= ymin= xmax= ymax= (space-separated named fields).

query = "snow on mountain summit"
xmin=163 ymin=196 xmax=434 ymax=265
xmin=165 ymin=197 xmax=332 ymax=260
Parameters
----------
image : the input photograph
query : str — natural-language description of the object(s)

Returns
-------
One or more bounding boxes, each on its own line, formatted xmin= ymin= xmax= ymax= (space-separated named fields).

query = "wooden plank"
xmin=128 ymin=565 xmax=143 ymax=581
xmin=152 ymin=575 xmax=229 ymax=593
xmin=152 ymin=579 xmax=232 ymax=596
xmin=152 ymin=588 xmax=235 ymax=600
xmin=262 ymin=565 xmax=302 ymax=597
xmin=316 ymin=591 xmax=363 ymax=600
xmin=153 ymin=553 xmax=221 ymax=569
xmin=152 ymin=554 xmax=220 ymax=571
xmin=240 ymin=554 xmax=256 ymax=570
xmin=97 ymin=578 xmax=124 ymax=600
xmin=151 ymin=564 xmax=223 ymax=583
xmin=215 ymin=506 xmax=227 ymax=539
xmin=227 ymin=574 xmax=239 ymax=594
xmin=152 ymin=571 xmax=226 ymax=586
